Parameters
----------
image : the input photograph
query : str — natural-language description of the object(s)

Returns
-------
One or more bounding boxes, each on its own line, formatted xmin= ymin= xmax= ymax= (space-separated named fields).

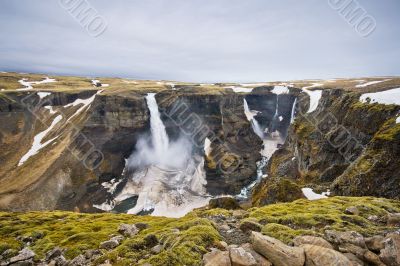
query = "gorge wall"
xmin=253 ymin=86 xmax=400 ymax=205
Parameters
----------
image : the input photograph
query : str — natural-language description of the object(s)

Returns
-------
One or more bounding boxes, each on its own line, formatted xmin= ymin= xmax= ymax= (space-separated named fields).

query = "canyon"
xmin=0 ymin=72 xmax=400 ymax=265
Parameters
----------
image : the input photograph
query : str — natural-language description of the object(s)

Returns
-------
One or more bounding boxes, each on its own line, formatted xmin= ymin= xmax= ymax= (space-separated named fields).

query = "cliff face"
xmin=0 ymin=87 xmax=271 ymax=212
xmin=252 ymin=87 xmax=400 ymax=205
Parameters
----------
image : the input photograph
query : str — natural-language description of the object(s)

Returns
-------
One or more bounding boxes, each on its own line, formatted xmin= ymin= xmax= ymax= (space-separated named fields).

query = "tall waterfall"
xmin=94 ymin=93 xmax=209 ymax=217
xmin=244 ymin=99 xmax=264 ymax=139
xmin=146 ymin=93 xmax=169 ymax=157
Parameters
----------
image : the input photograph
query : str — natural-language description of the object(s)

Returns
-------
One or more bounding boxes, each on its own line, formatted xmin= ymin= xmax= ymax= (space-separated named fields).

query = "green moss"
xmin=0 ymin=211 xmax=220 ymax=265
xmin=261 ymin=223 xmax=315 ymax=244
xmin=373 ymin=117 xmax=400 ymax=141
xmin=248 ymin=197 xmax=400 ymax=243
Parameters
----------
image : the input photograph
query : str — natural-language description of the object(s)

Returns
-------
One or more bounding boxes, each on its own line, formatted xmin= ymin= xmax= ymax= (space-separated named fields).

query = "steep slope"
xmin=253 ymin=84 xmax=400 ymax=205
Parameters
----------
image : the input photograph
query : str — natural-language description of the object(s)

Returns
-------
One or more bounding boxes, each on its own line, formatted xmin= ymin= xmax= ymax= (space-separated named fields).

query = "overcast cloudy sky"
xmin=0 ymin=0 xmax=399 ymax=82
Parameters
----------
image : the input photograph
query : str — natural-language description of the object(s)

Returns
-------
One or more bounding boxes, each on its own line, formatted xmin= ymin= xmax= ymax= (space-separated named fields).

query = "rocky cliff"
xmin=253 ymin=84 xmax=400 ymax=205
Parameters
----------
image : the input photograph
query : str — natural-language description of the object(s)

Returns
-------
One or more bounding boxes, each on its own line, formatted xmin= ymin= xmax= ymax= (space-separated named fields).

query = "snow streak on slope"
xmin=359 ymin=87 xmax=400 ymax=105
xmin=64 ymin=90 xmax=102 ymax=121
xmin=18 ymin=115 xmax=62 ymax=166
xmin=356 ymin=79 xmax=391 ymax=88
xmin=243 ymin=99 xmax=264 ymax=138
xmin=302 ymin=188 xmax=330 ymax=200
xmin=17 ymin=77 xmax=56 ymax=91
xmin=302 ymin=83 xmax=323 ymax=113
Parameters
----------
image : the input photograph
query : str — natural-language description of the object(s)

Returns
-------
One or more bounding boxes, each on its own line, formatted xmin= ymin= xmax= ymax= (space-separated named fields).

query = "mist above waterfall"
xmin=127 ymin=93 xmax=192 ymax=170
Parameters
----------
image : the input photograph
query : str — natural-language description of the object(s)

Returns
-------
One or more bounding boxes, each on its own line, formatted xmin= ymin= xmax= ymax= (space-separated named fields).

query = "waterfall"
xmin=244 ymin=99 xmax=264 ymax=139
xmin=146 ymin=93 xmax=169 ymax=157
xmin=290 ymin=98 xmax=297 ymax=124
xmin=94 ymin=92 xmax=210 ymax=217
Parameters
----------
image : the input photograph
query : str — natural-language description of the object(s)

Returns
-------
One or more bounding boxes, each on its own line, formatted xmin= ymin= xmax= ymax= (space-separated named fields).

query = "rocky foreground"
xmin=0 ymin=196 xmax=399 ymax=265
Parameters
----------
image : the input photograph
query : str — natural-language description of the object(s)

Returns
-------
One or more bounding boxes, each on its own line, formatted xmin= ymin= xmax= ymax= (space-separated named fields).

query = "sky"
xmin=0 ymin=0 xmax=399 ymax=82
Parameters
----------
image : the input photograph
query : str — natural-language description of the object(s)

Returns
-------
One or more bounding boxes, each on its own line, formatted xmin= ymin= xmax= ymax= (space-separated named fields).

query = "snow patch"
xmin=37 ymin=92 xmax=51 ymax=99
xmin=204 ymin=138 xmax=212 ymax=157
xmin=44 ymin=106 xmax=56 ymax=114
xmin=272 ymin=86 xmax=289 ymax=95
xmin=101 ymin=178 xmax=123 ymax=194
xmin=229 ymin=86 xmax=253 ymax=93
xmin=18 ymin=77 xmax=56 ymax=91
xmin=64 ymin=90 xmax=102 ymax=121
xmin=302 ymin=83 xmax=323 ymax=113
xmin=359 ymin=87 xmax=400 ymax=105
xmin=18 ymin=115 xmax=62 ymax=166
xmin=302 ymin=188 xmax=330 ymax=200
xmin=356 ymin=79 xmax=391 ymax=88
xmin=396 ymin=116 xmax=400 ymax=124
xmin=91 ymin=80 xmax=109 ymax=87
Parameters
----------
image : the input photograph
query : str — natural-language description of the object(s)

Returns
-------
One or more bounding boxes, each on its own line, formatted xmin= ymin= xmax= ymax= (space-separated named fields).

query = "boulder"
xmin=239 ymin=220 xmax=262 ymax=233
xmin=118 ymin=224 xmax=139 ymax=237
xmin=387 ymin=213 xmax=400 ymax=227
xmin=135 ymin=222 xmax=149 ymax=231
xmin=151 ymin=245 xmax=163 ymax=254
xmin=302 ymin=244 xmax=352 ymax=266
xmin=339 ymin=243 xmax=385 ymax=266
xmin=8 ymin=248 xmax=35 ymax=265
xmin=69 ymin=254 xmax=87 ymax=266
xmin=379 ymin=233 xmax=400 ymax=266
xmin=344 ymin=206 xmax=360 ymax=215
xmin=99 ymin=239 xmax=119 ymax=250
xmin=343 ymin=253 xmax=364 ymax=266
xmin=365 ymin=235 xmax=385 ymax=252
xmin=251 ymin=232 xmax=305 ymax=266
xmin=324 ymin=230 xmax=366 ymax=248
xmin=240 ymin=243 xmax=272 ymax=266
xmin=144 ymin=234 xmax=158 ymax=247
xmin=293 ymin=235 xmax=333 ymax=249
xmin=209 ymin=197 xmax=241 ymax=210
xmin=203 ymin=249 xmax=231 ymax=266
xmin=45 ymin=247 xmax=63 ymax=261
xmin=232 ymin=210 xmax=249 ymax=219
xmin=229 ymin=247 xmax=257 ymax=266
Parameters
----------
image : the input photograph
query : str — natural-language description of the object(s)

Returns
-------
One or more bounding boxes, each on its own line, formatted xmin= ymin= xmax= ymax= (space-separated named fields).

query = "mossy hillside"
xmin=0 ymin=211 xmax=220 ymax=266
xmin=247 ymin=196 xmax=400 ymax=244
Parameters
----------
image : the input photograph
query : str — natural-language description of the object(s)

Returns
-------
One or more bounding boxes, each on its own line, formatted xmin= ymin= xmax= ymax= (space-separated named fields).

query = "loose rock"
xmin=387 ymin=213 xmax=400 ymax=227
xmin=8 ymin=248 xmax=35 ymax=265
xmin=302 ymin=244 xmax=352 ymax=266
xmin=203 ymin=249 xmax=231 ymax=266
xmin=251 ymin=232 xmax=305 ymax=266
xmin=118 ymin=224 xmax=139 ymax=237
xmin=379 ymin=233 xmax=400 ymax=266
xmin=344 ymin=206 xmax=360 ymax=215
xmin=324 ymin=230 xmax=366 ymax=248
xmin=100 ymin=239 xmax=119 ymax=250
xmin=135 ymin=222 xmax=149 ymax=231
xmin=240 ymin=243 xmax=272 ymax=266
xmin=293 ymin=235 xmax=333 ymax=249
xmin=239 ymin=220 xmax=262 ymax=233
xmin=343 ymin=253 xmax=364 ymax=266
xmin=151 ymin=245 xmax=163 ymax=254
xmin=229 ymin=247 xmax=257 ymax=266
xmin=365 ymin=235 xmax=385 ymax=252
